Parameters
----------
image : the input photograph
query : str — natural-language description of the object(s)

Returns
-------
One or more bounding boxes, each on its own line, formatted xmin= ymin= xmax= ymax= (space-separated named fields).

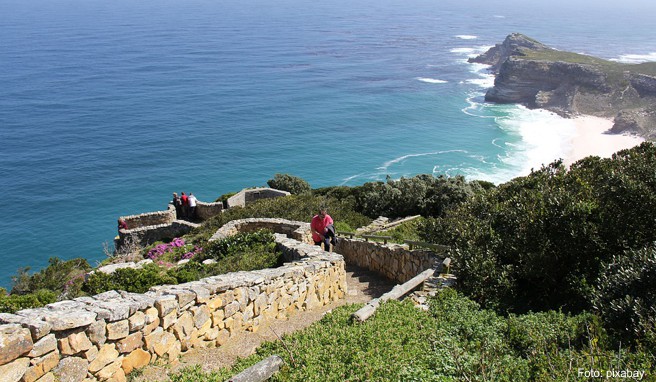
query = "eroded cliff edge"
xmin=469 ymin=33 xmax=656 ymax=138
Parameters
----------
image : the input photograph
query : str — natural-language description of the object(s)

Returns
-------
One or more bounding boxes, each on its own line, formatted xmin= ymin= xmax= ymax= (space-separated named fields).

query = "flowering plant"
xmin=146 ymin=238 xmax=204 ymax=262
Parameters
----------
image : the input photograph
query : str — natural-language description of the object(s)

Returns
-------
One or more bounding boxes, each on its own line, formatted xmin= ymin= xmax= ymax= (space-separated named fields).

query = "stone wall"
xmin=226 ymin=188 xmax=291 ymax=208
xmin=335 ymin=238 xmax=441 ymax=284
xmin=0 ymin=235 xmax=346 ymax=382
xmin=120 ymin=205 xmax=176 ymax=230
xmin=195 ymin=201 xmax=224 ymax=221
xmin=210 ymin=218 xmax=313 ymax=244
xmin=116 ymin=221 xmax=199 ymax=250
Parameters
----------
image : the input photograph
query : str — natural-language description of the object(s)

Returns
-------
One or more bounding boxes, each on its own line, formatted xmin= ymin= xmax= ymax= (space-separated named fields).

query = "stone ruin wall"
xmin=0 ymin=232 xmax=346 ymax=382
xmin=209 ymin=218 xmax=313 ymax=244
xmin=116 ymin=201 xmax=223 ymax=251
xmin=335 ymin=239 xmax=440 ymax=284
xmin=226 ymin=188 xmax=291 ymax=209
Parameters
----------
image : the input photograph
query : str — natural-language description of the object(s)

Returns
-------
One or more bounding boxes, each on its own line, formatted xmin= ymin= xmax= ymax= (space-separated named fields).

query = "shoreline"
xmin=563 ymin=116 xmax=645 ymax=167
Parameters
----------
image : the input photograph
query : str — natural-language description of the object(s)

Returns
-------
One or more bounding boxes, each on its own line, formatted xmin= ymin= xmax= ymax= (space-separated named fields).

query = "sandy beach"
xmin=564 ymin=116 xmax=645 ymax=167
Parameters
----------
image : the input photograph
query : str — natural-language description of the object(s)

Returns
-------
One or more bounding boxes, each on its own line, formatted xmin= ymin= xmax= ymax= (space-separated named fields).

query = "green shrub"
xmin=83 ymin=264 xmax=178 ymax=295
xmin=593 ymin=244 xmax=656 ymax=348
xmin=196 ymin=230 xmax=276 ymax=262
xmin=0 ymin=288 xmax=57 ymax=313
xmin=10 ymin=257 xmax=91 ymax=298
xmin=267 ymin=173 xmax=311 ymax=195
xmin=353 ymin=174 xmax=484 ymax=219
xmin=420 ymin=143 xmax=656 ymax=316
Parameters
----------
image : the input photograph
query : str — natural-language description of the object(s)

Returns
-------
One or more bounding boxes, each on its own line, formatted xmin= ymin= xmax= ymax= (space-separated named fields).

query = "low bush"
xmin=593 ymin=244 xmax=656 ymax=348
xmin=419 ymin=143 xmax=656 ymax=318
xmin=353 ymin=174 xmax=486 ymax=219
xmin=267 ymin=173 xmax=311 ymax=195
xmin=0 ymin=288 xmax=57 ymax=314
xmin=10 ymin=257 xmax=91 ymax=299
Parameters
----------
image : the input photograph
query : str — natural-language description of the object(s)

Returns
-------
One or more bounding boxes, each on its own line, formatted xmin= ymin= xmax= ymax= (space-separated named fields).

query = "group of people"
xmin=172 ymin=192 xmax=198 ymax=221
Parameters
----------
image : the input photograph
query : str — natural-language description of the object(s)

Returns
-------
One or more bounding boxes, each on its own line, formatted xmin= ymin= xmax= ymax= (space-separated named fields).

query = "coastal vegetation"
xmin=3 ymin=143 xmax=656 ymax=378
xmin=171 ymin=290 xmax=652 ymax=381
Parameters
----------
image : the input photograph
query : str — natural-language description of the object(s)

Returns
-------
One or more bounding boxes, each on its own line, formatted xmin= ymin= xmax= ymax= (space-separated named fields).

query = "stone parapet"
xmin=119 ymin=205 xmax=176 ymax=230
xmin=226 ymin=188 xmax=291 ymax=208
xmin=195 ymin=201 xmax=224 ymax=221
xmin=210 ymin=218 xmax=313 ymax=244
xmin=335 ymin=238 xmax=441 ymax=284
xmin=0 ymin=233 xmax=345 ymax=382
xmin=116 ymin=220 xmax=199 ymax=251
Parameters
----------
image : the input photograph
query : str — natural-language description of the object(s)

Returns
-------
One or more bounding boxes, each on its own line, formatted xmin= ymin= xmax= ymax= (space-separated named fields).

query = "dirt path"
xmin=132 ymin=265 xmax=395 ymax=381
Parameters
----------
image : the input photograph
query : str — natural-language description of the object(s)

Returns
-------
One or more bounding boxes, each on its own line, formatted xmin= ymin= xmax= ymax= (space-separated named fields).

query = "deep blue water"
xmin=2 ymin=0 xmax=656 ymax=288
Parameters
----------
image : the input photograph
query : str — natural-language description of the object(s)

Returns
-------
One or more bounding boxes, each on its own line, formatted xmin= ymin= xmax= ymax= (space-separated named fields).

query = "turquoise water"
xmin=2 ymin=0 xmax=656 ymax=287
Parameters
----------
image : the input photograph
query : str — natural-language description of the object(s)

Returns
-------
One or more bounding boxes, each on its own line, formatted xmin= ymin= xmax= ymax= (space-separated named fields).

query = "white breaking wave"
xmin=462 ymin=106 xmax=577 ymax=184
xmin=455 ymin=35 xmax=478 ymax=40
xmin=610 ymin=52 xmax=656 ymax=64
xmin=416 ymin=77 xmax=448 ymax=84
xmin=377 ymin=150 xmax=468 ymax=172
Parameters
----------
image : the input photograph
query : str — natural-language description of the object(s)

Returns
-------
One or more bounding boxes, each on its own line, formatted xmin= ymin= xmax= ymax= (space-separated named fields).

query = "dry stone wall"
xmin=335 ymin=238 xmax=440 ymax=284
xmin=226 ymin=188 xmax=291 ymax=208
xmin=0 ymin=233 xmax=346 ymax=382
xmin=195 ymin=201 xmax=224 ymax=220
xmin=115 ymin=220 xmax=199 ymax=250
xmin=121 ymin=206 xmax=176 ymax=230
xmin=210 ymin=218 xmax=313 ymax=244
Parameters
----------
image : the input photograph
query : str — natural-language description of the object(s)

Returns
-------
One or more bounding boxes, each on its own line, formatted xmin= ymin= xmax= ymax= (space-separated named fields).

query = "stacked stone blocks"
xmin=335 ymin=238 xmax=440 ymax=283
xmin=0 ymin=228 xmax=345 ymax=382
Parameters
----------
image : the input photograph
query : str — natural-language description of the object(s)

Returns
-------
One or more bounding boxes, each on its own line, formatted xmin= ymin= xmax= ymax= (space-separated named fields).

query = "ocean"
xmin=1 ymin=0 xmax=656 ymax=288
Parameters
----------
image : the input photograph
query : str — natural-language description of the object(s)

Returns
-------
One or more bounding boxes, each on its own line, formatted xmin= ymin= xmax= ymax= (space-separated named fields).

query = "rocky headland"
xmin=469 ymin=33 xmax=656 ymax=138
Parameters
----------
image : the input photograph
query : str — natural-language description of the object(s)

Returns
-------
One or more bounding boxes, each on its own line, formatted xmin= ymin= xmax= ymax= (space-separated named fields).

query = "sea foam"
xmin=416 ymin=77 xmax=448 ymax=84
xmin=462 ymin=106 xmax=577 ymax=184
xmin=455 ymin=35 xmax=478 ymax=40
xmin=610 ymin=52 xmax=656 ymax=64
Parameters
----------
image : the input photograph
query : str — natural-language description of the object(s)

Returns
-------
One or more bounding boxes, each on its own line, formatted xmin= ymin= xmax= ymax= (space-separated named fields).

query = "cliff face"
xmin=470 ymin=33 xmax=656 ymax=138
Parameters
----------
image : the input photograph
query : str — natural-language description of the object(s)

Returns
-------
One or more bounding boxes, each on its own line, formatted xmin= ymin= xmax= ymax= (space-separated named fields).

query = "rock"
xmin=22 ymin=350 xmax=59 ymax=382
xmin=58 ymin=329 xmax=93 ymax=355
xmin=121 ymin=348 xmax=150 ymax=375
xmin=0 ymin=313 xmax=51 ymax=341
xmin=224 ymin=301 xmax=240 ymax=318
xmin=154 ymin=296 xmax=177 ymax=318
xmin=144 ymin=328 xmax=176 ymax=357
xmin=0 ymin=324 xmax=32 ymax=365
xmin=127 ymin=311 xmax=145 ymax=332
xmin=95 ymin=358 xmax=123 ymax=380
xmin=88 ymin=344 xmax=118 ymax=373
xmin=116 ymin=332 xmax=143 ymax=354
xmin=34 ymin=372 xmax=55 ymax=382
xmin=106 ymin=320 xmax=129 ymax=340
xmin=52 ymin=356 xmax=88 ymax=382
xmin=191 ymin=305 xmax=210 ymax=329
xmin=28 ymin=334 xmax=57 ymax=358
xmin=0 ymin=357 xmax=29 ymax=382
xmin=202 ymin=259 xmax=216 ymax=265
xmin=42 ymin=309 xmax=96 ymax=331
xmin=107 ymin=367 xmax=126 ymax=382
xmin=86 ymin=320 xmax=106 ymax=345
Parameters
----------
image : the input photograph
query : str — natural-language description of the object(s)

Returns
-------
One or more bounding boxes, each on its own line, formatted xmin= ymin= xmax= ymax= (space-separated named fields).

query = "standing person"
xmin=117 ymin=219 xmax=128 ymax=231
xmin=188 ymin=192 xmax=198 ymax=221
xmin=172 ymin=192 xmax=183 ymax=219
xmin=180 ymin=192 xmax=189 ymax=219
xmin=310 ymin=207 xmax=333 ymax=250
